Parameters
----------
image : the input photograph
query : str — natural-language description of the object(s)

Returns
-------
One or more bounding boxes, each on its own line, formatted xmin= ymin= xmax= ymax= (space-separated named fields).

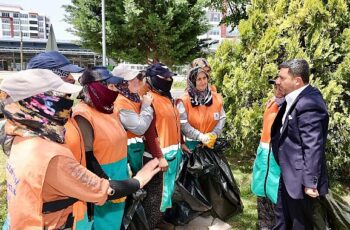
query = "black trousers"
xmin=273 ymin=179 xmax=327 ymax=230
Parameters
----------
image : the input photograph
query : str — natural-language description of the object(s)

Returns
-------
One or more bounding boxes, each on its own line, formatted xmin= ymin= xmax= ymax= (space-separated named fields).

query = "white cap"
xmin=112 ymin=64 xmax=140 ymax=81
xmin=0 ymin=69 xmax=82 ymax=103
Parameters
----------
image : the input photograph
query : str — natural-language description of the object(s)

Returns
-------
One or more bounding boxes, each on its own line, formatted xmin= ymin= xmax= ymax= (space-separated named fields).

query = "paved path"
xmin=155 ymin=215 xmax=232 ymax=230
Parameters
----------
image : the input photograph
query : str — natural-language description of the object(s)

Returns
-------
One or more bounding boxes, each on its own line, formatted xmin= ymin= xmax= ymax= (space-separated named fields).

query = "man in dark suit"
xmin=271 ymin=59 xmax=329 ymax=229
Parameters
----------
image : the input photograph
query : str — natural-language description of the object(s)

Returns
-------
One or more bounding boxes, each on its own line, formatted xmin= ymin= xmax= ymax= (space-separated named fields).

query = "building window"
xmin=21 ymin=26 xmax=29 ymax=31
xmin=13 ymin=25 xmax=20 ymax=30
xmin=29 ymin=21 xmax=37 ymax=25
xmin=2 ymin=31 xmax=11 ymax=36
xmin=13 ymin=19 xmax=20 ymax=24
xmin=2 ymin=18 xmax=10 ymax=24
xmin=2 ymin=12 xmax=10 ymax=18
xmin=208 ymin=28 xmax=220 ymax=36
xmin=22 ymin=32 xmax=29 ymax=37
xmin=38 ymin=21 xmax=43 ymax=27
xmin=30 ymin=27 xmax=37 ymax=30
xmin=38 ymin=16 xmax=43 ymax=20
xmin=20 ymin=13 xmax=28 ymax=18
xmin=30 ymin=14 xmax=37 ymax=19
xmin=38 ymin=27 xmax=44 ymax=32
xmin=210 ymin=12 xmax=221 ymax=22
xmin=14 ymin=31 xmax=20 ymax=36
xmin=2 ymin=24 xmax=10 ymax=30
xmin=13 ymin=13 xmax=19 ymax=18
xmin=21 ymin=19 xmax=28 ymax=25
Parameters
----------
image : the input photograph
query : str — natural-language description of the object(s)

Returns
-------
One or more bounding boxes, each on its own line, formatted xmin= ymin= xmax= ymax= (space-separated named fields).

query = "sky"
xmin=0 ymin=0 xmax=78 ymax=41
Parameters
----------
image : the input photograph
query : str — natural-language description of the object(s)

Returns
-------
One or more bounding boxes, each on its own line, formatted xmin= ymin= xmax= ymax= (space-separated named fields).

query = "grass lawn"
xmin=0 ymin=148 xmax=349 ymax=228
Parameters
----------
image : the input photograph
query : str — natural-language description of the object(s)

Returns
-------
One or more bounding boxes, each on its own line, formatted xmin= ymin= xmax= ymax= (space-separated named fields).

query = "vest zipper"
xmin=263 ymin=143 xmax=272 ymax=197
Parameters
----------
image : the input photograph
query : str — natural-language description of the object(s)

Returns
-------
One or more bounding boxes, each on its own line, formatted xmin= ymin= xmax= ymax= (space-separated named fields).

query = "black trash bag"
xmin=121 ymin=189 xmax=150 ymax=230
xmin=321 ymin=190 xmax=350 ymax=230
xmin=196 ymin=139 xmax=244 ymax=220
xmin=164 ymin=153 xmax=212 ymax=225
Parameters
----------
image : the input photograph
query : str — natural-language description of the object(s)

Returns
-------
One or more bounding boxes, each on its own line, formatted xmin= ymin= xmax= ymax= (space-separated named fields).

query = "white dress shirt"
xmin=282 ymin=84 xmax=309 ymax=126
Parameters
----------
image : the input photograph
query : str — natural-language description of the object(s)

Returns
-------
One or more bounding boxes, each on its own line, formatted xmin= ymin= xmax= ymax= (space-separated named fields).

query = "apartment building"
xmin=199 ymin=8 xmax=239 ymax=51
xmin=0 ymin=4 xmax=50 ymax=40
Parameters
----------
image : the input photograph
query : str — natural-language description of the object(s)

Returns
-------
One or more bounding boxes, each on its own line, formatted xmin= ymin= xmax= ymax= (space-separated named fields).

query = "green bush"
xmin=210 ymin=0 xmax=350 ymax=182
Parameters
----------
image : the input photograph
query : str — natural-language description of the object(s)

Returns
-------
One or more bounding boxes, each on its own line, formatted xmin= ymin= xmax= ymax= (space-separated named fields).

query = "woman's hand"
xmin=158 ymin=157 xmax=169 ymax=172
xmin=142 ymin=92 xmax=153 ymax=106
xmin=133 ymin=158 xmax=160 ymax=188
xmin=181 ymin=143 xmax=192 ymax=154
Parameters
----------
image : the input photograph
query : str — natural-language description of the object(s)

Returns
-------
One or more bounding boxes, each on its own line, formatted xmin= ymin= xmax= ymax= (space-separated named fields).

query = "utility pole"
xmin=101 ymin=0 xmax=106 ymax=66
xmin=19 ymin=18 xmax=23 ymax=70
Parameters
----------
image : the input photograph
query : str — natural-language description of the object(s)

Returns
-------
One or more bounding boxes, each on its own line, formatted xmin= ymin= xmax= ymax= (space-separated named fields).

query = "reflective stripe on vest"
xmin=150 ymin=92 xmax=181 ymax=152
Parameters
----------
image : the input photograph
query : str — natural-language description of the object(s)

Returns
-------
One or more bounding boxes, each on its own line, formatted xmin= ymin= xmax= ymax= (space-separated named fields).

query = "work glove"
xmin=198 ymin=133 xmax=210 ymax=144
xmin=204 ymin=133 xmax=217 ymax=149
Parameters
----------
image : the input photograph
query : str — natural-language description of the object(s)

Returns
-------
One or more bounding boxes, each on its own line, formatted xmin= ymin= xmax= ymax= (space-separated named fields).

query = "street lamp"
xmin=102 ymin=0 xmax=106 ymax=66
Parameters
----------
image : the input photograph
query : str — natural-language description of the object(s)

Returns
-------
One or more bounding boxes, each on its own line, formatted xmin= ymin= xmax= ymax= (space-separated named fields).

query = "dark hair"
xmin=279 ymin=59 xmax=310 ymax=83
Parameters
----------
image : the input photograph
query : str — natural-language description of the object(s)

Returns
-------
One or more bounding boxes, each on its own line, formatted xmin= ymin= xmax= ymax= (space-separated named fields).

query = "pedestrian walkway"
xmin=155 ymin=216 xmax=232 ymax=230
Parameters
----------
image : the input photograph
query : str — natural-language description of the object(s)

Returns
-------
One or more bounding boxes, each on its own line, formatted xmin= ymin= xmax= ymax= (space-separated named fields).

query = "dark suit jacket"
xmin=271 ymin=85 xmax=329 ymax=199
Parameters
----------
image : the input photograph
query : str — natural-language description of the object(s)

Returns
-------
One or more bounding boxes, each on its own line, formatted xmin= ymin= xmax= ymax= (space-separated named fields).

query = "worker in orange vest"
xmin=177 ymin=66 xmax=226 ymax=152
xmin=141 ymin=63 xmax=183 ymax=229
xmin=112 ymin=64 xmax=154 ymax=175
xmin=1 ymin=69 xmax=160 ymax=230
xmin=251 ymin=79 xmax=284 ymax=229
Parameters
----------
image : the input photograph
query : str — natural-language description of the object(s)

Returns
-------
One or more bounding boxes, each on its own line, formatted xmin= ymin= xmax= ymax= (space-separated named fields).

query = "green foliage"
xmin=206 ymin=0 xmax=250 ymax=27
xmin=211 ymin=0 xmax=350 ymax=181
xmin=64 ymin=0 xmax=209 ymax=65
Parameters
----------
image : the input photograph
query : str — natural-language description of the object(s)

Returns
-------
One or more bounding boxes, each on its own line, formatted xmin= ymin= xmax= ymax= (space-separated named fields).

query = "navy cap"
xmin=27 ymin=51 xmax=84 ymax=73
xmin=145 ymin=63 xmax=176 ymax=78
xmin=79 ymin=66 xmax=123 ymax=86
xmin=268 ymin=79 xmax=276 ymax=84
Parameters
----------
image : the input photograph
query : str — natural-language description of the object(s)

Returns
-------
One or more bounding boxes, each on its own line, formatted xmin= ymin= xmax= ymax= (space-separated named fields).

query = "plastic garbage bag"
xmin=165 ymin=139 xmax=243 ymax=224
xmin=321 ymin=190 xmax=350 ymax=230
xmin=164 ymin=153 xmax=212 ymax=225
xmin=197 ymin=139 xmax=244 ymax=220
xmin=121 ymin=189 xmax=150 ymax=230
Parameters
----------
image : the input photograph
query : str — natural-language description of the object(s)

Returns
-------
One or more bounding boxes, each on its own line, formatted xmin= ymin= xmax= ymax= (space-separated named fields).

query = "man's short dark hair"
xmin=279 ymin=59 xmax=310 ymax=83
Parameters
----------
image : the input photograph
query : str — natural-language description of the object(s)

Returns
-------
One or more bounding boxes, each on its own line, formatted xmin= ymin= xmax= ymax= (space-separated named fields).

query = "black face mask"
xmin=150 ymin=76 xmax=173 ymax=97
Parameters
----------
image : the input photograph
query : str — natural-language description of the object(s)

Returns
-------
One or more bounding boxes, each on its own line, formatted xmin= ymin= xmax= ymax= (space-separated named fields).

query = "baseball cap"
xmin=268 ymin=79 xmax=276 ymax=84
xmin=112 ymin=64 xmax=141 ymax=81
xmin=0 ymin=69 xmax=82 ymax=103
xmin=191 ymin=58 xmax=211 ymax=70
xmin=145 ymin=63 xmax=176 ymax=78
xmin=27 ymin=51 xmax=84 ymax=73
xmin=79 ymin=66 xmax=123 ymax=86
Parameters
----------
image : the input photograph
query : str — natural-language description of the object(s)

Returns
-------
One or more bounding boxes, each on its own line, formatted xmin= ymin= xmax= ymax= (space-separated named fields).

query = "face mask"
xmin=151 ymin=76 xmax=173 ymax=94
xmin=87 ymin=81 xmax=119 ymax=114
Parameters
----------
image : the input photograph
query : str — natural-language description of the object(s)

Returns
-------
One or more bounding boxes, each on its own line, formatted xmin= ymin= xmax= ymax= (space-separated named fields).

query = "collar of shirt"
xmin=285 ymin=84 xmax=309 ymax=108
xmin=281 ymin=84 xmax=309 ymax=127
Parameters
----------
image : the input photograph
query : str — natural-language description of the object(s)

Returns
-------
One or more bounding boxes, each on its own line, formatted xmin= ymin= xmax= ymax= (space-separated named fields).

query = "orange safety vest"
xmin=114 ymin=94 xmax=142 ymax=140
xmin=73 ymin=102 xmax=127 ymax=165
xmin=5 ymin=136 xmax=74 ymax=230
xmin=181 ymin=91 xmax=223 ymax=134
xmin=72 ymin=102 xmax=128 ymax=230
xmin=149 ymin=92 xmax=181 ymax=151
xmin=64 ymin=117 xmax=87 ymax=227
xmin=260 ymin=101 xmax=279 ymax=143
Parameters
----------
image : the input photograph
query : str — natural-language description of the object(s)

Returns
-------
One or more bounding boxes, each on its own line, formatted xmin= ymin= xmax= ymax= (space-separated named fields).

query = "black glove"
xmin=108 ymin=178 xmax=140 ymax=200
